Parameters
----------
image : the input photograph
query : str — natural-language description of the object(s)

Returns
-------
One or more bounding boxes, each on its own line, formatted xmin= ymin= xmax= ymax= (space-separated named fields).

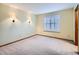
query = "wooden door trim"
xmin=75 ymin=5 xmax=78 ymax=46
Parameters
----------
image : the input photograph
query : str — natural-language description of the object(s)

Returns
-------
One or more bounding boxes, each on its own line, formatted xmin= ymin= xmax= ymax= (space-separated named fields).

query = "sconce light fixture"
xmin=28 ymin=20 xmax=30 ymax=24
xmin=12 ymin=19 xmax=15 ymax=22
xmin=27 ymin=17 xmax=32 ymax=24
xmin=10 ymin=16 xmax=15 ymax=23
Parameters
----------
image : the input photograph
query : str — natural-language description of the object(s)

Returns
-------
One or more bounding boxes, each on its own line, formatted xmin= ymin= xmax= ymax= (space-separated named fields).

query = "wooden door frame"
xmin=75 ymin=5 xmax=78 ymax=46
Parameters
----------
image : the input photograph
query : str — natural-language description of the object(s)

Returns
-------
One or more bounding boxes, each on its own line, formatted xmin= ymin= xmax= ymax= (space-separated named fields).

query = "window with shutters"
xmin=44 ymin=15 xmax=60 ymax=32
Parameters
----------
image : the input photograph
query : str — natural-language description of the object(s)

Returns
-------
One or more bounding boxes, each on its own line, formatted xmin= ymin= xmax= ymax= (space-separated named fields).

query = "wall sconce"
xmin=28 ymin=20 xmax=30 ymax=24
xmin=12 ymin=19 xmax=15 ymax=22
xmin=27 ymin=17 xmax=32 ymax=24
xmin=10 ymin=16 xmax=15 ymax=23
xmin=27 ymin=19 xmax=32 ymax=24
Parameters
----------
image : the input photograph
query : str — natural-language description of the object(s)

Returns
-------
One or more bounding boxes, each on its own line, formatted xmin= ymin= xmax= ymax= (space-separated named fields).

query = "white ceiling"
xmin=5 ymin=3 xmax=76 ymax=14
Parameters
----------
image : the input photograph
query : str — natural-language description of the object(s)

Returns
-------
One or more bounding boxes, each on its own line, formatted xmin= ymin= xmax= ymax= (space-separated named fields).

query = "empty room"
xmin=0 ymin=3 xmax=79 ymax=55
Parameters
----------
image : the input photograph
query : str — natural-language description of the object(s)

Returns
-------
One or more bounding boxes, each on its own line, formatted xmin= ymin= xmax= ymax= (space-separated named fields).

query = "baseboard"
xmin=76 ymin=52 xmax=79 ymax=55
xmin=0 ymin=34 xmax=37 ymax=47
xmin=0 ymin=34 xmax=75 ymax=47
xmin=36 ymin=34 xmax=74 ymax=45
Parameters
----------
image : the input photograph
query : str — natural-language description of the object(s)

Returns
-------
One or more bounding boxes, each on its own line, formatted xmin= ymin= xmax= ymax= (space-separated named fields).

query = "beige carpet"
xmin=0 ymin=35 xmax=78 ymax=55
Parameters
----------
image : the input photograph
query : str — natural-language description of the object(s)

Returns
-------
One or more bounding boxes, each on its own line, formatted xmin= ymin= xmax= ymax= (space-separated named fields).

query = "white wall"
xmin=0 ymin=4 xmax=36 ymax=45
xmin=36 ymin=8 xmax=75 ymax=41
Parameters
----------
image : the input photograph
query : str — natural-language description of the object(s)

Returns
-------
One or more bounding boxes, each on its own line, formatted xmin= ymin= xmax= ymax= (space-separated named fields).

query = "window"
xmin=44 ymin=15 xmax=60 ymax=32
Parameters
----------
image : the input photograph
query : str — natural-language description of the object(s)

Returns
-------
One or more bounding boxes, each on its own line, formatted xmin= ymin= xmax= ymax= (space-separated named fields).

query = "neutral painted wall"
xmin=36 ymin=8 xmax=75 ymax=41
xmin=0 ymin=4 xmax=36 ymax=45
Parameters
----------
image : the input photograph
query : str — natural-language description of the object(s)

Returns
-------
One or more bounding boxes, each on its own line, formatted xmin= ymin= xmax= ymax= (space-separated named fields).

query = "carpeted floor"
xmin=0 ymin=35 xmax=78 ymax=55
